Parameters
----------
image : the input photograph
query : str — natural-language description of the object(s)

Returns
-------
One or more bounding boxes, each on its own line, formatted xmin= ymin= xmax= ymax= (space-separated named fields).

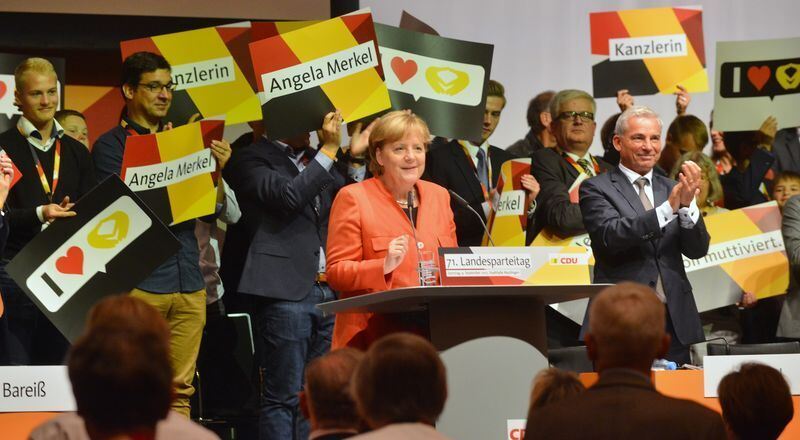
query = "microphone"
xmin=408 ymin=191 xmax=424 ymax=286
xmin=704 ymin=336 xmax=731 ymax=356
xmin=447 ymin=189 xmax=496 ymax=246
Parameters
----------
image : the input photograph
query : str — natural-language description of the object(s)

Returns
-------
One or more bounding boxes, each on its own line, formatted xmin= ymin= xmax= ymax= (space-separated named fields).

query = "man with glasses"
xmin=0 ymin=58 xmax=96 ymax=365
xmin=530 ymin=89 xmax=612 ymax=240
xmin=92 ymin=51 xmax=232 ymax=417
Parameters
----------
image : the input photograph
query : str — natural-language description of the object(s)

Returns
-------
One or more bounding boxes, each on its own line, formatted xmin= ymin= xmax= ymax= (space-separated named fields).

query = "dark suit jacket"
xmin=579 ymin=167 xmax=710 ymax=345
xmin=423 ymin=139 xmax=513 ymax=246
xmin=222 ymin=137 xmax=345 ymax=301
xmin=525 ymin=369 xmax=727 ymax=440
xmin=721 ymin=147 xmax=774 ymax=209
xmin=530 ymin=147 xmax=612 ymax=239
xmin=771 ymin=128 xmax=800 ymax=174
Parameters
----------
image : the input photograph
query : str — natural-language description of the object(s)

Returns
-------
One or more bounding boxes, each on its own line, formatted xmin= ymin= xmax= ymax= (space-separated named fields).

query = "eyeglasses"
xmin=557 ymin=111 xmax=594 ymax=122
xmin=137 ymin=82 xmax=176 ymax=93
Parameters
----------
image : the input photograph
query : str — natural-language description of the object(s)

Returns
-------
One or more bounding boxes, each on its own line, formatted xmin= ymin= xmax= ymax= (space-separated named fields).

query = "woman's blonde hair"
xmin=670 ymin=151 xmax=723 ymax=205
xmin=368 ymin=111 xmax=431 ymax=176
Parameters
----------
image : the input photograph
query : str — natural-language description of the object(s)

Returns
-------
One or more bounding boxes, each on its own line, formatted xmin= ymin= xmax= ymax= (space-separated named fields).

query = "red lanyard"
xmin=30 ymin=139 xmax=61 ymax=202
xmin=561 ymin=151 xmax=600 ymax=176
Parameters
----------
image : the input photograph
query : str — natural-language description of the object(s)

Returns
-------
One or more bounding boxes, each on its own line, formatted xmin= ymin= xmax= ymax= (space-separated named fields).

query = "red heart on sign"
xmin=747 ymin=66 xmax=771 ymax=91
xmin=391 ymin=57 xmax=418 ymax=84
xmin=0 ymin=80 xmax=6 ymax=100
xmin=55 ymin=246 xmax=84 ymax=275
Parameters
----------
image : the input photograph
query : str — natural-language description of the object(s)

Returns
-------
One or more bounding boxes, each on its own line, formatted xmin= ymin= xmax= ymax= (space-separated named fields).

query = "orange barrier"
xmin=0 ymin=412 xmax=59 ymax=440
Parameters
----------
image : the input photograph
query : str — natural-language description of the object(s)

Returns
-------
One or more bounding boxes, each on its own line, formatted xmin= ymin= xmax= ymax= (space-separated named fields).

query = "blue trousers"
xmin=253 ymin=283 xmax=335 ymax=440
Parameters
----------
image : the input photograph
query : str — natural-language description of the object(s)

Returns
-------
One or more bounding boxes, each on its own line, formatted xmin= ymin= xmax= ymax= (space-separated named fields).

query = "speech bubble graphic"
xmin=380 ymin=47 xmax=485 ymax=105
xmin=26 ymin=196 xmax=152 ymax=312
xmin=720 ymin=57 xmax=800 ymax=100
xmin=0 ymin=74 xmax=21 ymax=119
xmin=776 ymin=63 xmax=800 ymax=90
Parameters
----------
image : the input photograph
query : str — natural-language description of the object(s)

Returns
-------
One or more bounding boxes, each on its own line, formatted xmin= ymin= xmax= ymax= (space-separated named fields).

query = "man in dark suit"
xmin=579 ymin=106 xmax=710 ymax=364
xmin=530 ymin=89 xmax=612 ymax=241
xmin=772 ymin=127 xmax=800 ymax=174
xmin=424 ymin=79 xmax=516 ymax=246
xmin=223 ymin=111 xmax=357 ymax=440
xmin=0 ymin=58 xmax=96 ymax=365
xmin=525 ymin=283 xmax=726 ymax=440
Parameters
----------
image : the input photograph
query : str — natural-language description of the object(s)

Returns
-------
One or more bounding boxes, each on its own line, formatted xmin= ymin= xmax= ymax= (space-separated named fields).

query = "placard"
xmin=120 ymin=119 xmax=223 ymax=225
xmin=589 ymin=6 xmax=707 ymax=98
xmin=375 ymin=23 xmax=493 ymax=142
xmin=486 ymin=158 xmax=532 ymax=246
xmin=713 ymin=37 xmax=800 ymax=131
xmin=5 ymin=176 xmax=180 ymax=342
xmin=121 ymin=22 xmax=261 ymax=126
xmin=0 ymin=366 xmax=75 ymax=412
xmin=249 ymin=9 xmax=391 ymax=139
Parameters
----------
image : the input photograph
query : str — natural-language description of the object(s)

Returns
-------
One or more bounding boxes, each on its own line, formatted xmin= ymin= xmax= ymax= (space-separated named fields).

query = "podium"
xmin=319 ymin=284 xmax=607 ymax=440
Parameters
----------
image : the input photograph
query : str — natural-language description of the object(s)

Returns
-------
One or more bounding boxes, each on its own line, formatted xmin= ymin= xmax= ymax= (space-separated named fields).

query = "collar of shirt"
xmin=564 ymin=150 xmax=593 ymax=165
xmin=18 ymin=116 xmax=63 ymax=152
xmin=618 ymin=162 xmax=654 ymax=187
xmin=463 ymin=139 xmax=489 ymax=164
xmin=122 ymin=116 xmax=158 ymax=135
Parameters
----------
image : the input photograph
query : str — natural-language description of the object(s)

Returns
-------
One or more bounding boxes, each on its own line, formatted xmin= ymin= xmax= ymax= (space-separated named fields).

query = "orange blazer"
xmin=326 ymin=177 xmax=458 ymax=349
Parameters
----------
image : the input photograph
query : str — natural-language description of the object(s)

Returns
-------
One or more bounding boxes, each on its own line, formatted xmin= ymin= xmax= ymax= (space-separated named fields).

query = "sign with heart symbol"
xmin=715 ymin=37 xmax=800 ymax=132
xmin=5 ymin=176 xmax=180 ymax=341
xmin=375 ymin=23 xmax=493 ymax=143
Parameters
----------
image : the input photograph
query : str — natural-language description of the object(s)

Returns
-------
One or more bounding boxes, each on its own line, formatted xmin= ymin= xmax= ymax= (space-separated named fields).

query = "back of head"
xmin=69 ymin=329 xmax=172 ymax=435
xmin=15 ymin=57 xmax=57 ymax=90
xmin=587 ymin=283 xmax=666 ymax=371
xmin=353 ymin=333 xmax=447 ymax=428
xmin=667 ymin=114 xmax=709 ymax=152
xmin=527 ymin=368 xmax=585 ymax=413
xmin=305 ymin=348 xmax=364 ymax=430
xmin=527 ymin=91 xmax=555 ymax=133
xmin=718 ymin=363 xmax=793 ymax=440
xmin=68 ymin=295 xmax=173 ymax=435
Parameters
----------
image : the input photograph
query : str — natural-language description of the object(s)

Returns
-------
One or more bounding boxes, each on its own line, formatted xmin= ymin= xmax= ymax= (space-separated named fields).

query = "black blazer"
xmin=221 ymin=138 xmax=345 ymax=301
xmin=530 ymin=147 xmax=611 ymax=239
xmin=0 ymin=128 xmax=96 ymax=258
xmin=772 ymin=128 xmax=800 ymax=174
xmin=423 ymin=139 xmax=513 ymax=246
xmin=579 ymin=167 xmax=710 ymax=345
xmin=525 ymin=369 xmax=727 ymax=440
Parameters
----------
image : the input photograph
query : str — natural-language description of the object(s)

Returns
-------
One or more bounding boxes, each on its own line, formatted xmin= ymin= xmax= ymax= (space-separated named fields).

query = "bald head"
xmin=586 ymin=283 xmax=669 ymax=371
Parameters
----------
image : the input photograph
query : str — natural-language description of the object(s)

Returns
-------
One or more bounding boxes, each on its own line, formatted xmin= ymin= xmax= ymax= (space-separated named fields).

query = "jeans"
xmin=254 ymin=283 xmax=335 ymax=440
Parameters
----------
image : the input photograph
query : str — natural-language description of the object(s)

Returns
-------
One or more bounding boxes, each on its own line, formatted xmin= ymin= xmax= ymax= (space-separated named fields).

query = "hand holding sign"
xmin=209 ymin=139 xmax=232 ymax=170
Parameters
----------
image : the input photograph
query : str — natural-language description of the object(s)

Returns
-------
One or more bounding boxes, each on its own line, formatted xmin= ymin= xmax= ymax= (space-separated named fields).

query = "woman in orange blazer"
xmin=326 ymin=111 xmax=457 ymax=349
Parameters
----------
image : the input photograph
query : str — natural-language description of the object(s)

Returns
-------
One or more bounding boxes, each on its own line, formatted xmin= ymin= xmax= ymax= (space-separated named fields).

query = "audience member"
xmin=526 ymin=368 xmax=585 ymax=417
xmin=222 ymin=110 xmax=363 ymax=440
xmin=300 ymin=348 xmax=365 ymax=440
xmin=771 ymin=126 xmax=800 ymax=175
xmin=717 ymin=363 xmax=794 ymax=440
xmin=92 ymin=51 xmax=232 ymax=417
xmin=507 ymin=90 xmax=555 ymax=157
xmin=709 ymin=114 xmax=734 ymax=176
xmin=54 ymin=109 xmax=89 ymax=148
xmin=670 ymin=151 xmax=726 ymax=217
xmin=659 ymin=115 xmax=708 ymax=175
xmin=0 ymin=57 xmax=96 ymax=366
xmin=424 ymin=79 xmax=519 ymax=246
xmin=719 ymin=116 xmax=778 ymax=210
xmin=530 ymin=89 xmax=611 ymax=239
xmin=525 ymin=283 xmax=727 ymax=439
xmin=29 ymin=295 xmax=218 ymax=440
xmin=351 ymin=333 xmax=451 ymax=439
xmin=580 ymin=106 xmax=710 ymax=364
xmin=773 ymin=171 xmax=800 ymax=211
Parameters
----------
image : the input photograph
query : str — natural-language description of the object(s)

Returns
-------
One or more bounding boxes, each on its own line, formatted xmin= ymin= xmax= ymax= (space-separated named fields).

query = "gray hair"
xmin=549 ymin=89 xmax=596 ymax=119
xmin=614 ymin=106 xmax=663 ymax=136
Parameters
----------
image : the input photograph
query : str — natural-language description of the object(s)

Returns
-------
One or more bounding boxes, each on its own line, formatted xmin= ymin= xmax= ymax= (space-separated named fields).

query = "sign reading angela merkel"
xmin=589 ymin=6 xmax=708 ymax=98
xmin=121 ymin=22 xmax=261 ymax=126
xmin=249 ymin=10 xmax=391 ymax=140
xmin=120 ymin=119 xmax=224 ymax=225
xmin=486 ymin=158 xmax=532 ymax=247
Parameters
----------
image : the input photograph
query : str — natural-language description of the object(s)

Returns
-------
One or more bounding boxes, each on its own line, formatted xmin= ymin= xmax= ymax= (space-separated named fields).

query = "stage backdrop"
xmin=364 ymin=0 xmax=800 ymax=155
